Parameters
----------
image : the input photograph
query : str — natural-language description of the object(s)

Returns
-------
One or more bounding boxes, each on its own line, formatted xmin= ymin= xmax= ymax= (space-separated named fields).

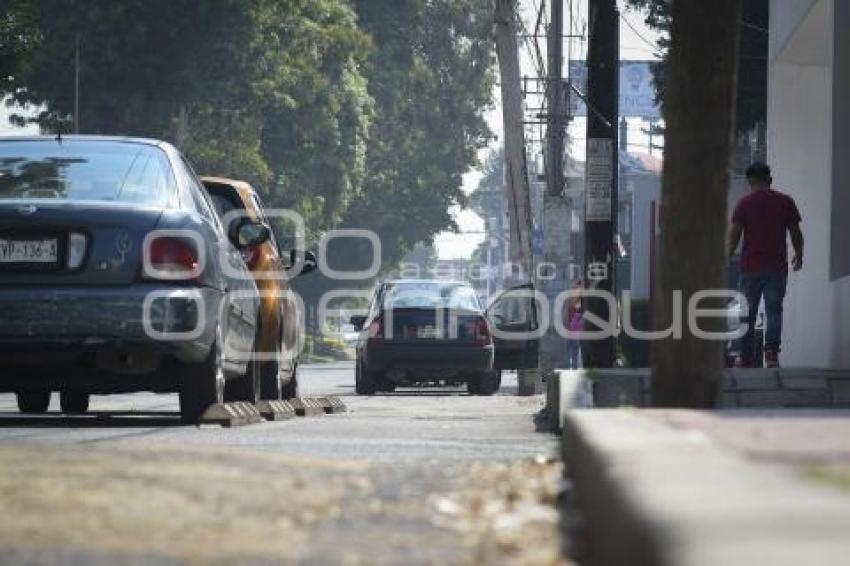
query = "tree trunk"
xmin=651 ymin=1 xmax=742 ymax=407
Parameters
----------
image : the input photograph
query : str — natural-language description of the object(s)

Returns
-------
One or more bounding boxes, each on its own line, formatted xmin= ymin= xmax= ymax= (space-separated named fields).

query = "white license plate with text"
xmin=0 ymin=238 xmax=59 ymax=263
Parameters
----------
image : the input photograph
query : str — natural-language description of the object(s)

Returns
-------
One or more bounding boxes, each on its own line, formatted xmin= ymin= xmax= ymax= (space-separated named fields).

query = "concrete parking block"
xmin=198 ymin=402 xmax=264 ymax=427
xmin=255 ymin=400 xmax=297 ymax=421
xmin=289 ymin=397 xmax=325 ymax=417
xmin=313 ymin=396 xmax=347 ymax=414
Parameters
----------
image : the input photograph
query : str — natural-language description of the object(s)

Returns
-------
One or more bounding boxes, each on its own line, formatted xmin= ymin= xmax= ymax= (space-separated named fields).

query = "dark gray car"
xmin=0 ymin=136 xmax=264 ymax=422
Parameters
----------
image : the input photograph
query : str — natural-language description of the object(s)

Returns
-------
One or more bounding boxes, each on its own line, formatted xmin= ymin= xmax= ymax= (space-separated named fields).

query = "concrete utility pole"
xmin=541 ymin=0 xmax=572 ymax=407
xmin=583 ymin=0 xmax=619 ymax=368
xmin=495 ymin=0 xmax=538 ymax=396
xmin=495 ymin=0 xmax=533 ymax=281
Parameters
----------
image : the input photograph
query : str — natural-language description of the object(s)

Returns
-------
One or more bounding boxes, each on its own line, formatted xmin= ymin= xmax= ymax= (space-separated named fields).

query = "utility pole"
xmin=495 ymin=0 xmax=537 ymax=395
xmin=495 ymin=0 xmax=533 ymax=281
xmin=541 ymin=0 xmax=572 ymax=413
xmin=583 ymin=0 xmax=619 ymax=368
xmin=74 ymin=34 xmax=80 ymax=134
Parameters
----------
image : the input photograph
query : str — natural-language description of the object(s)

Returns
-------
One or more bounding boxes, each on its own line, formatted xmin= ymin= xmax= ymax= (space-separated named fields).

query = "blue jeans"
xmin=738 ymin=272 xmax=787 ymax=362
xmin=566 ymin=340 xmax=581 ymax=369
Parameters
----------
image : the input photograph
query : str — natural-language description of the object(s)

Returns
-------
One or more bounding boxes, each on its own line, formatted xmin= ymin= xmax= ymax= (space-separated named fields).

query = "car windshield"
xmin=0 ymin=140 xmax=177 ymax=207
xmin=382 ymin=282 xmax=481 ymax=311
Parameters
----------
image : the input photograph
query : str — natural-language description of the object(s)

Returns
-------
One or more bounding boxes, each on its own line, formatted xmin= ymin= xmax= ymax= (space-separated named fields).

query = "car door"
xmin=485 ymin=283 xmax=540 ymax=370
xmin=178 ymin=160 xmax=258 ymax=367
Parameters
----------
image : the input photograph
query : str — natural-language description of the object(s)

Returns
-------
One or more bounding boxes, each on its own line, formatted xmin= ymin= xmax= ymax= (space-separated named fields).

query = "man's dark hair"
xmin=746 ymin=162 xmax=772 ymax=184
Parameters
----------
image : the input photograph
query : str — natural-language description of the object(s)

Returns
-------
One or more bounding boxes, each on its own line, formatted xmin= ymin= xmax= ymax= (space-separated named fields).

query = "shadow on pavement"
xmin=0 ymin=411 xmax=183 ymax=428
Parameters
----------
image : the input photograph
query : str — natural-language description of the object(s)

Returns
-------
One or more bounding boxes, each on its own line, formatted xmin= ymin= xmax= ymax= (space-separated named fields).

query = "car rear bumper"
xmin=364 ymin=340 xmax=493 ymax=375
xmin=0 ymin=284 xmax=222 ymax=368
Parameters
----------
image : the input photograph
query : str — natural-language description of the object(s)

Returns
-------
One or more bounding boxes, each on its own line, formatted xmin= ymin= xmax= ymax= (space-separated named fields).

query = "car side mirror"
xmin=236 ymin=221 xmax=270 ymax=248
xmin=289 ymin=249 xmax=317 ymax=276
xmin=350 ymin=315 xmax=367 ymax=331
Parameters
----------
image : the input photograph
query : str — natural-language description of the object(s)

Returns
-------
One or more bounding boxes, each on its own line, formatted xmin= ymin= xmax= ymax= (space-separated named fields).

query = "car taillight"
xmin=143 ymin=236 xmax=200 ymax=281
xmin=367 ymin=316 xmax=384 ymax=342
xmin=474 ymin=317 xmax=491 ymax=345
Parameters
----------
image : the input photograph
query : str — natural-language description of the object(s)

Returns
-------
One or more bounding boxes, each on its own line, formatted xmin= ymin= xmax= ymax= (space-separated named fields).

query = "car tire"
xmin=179 ymin=327 xmax=225 ymax=424
xmin=224 ymin=324 xmax=262 ymax=404
xmin=355 ymin=359 xmax=376 ymax=395
xmin=60 ymin=390 xmax=90 ymax=414
xmin=281 ymin=363 xmax=299 ymax=400
xmin=16 ymin=390 xmax=51 ymax=414
xmin=471 ymin=370 xmax=501 ymax=396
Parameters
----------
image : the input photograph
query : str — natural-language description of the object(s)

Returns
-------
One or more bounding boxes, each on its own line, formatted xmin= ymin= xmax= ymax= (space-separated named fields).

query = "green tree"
xmin=1 ymin=0 xmax=373 ymax=228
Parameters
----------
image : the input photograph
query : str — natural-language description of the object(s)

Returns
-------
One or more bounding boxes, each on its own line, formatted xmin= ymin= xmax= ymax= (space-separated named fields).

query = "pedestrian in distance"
xmin=728 ymin=162 xmax=804 ymax=368
xmin=565 ymin=279 xmax=584 ymax=370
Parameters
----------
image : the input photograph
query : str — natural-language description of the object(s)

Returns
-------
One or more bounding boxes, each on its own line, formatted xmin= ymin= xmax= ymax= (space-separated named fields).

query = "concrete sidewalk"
xmin=561 ymin=408 xmax=850 ymax=566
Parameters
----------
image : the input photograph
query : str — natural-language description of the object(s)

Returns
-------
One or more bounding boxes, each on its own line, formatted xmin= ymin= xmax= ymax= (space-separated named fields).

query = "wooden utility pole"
xmin=495 ymin=0 xmax=537 ymax=396
xmin=652 ymin=1 xmax=742 ymax=407
xmin=495 ymin=0 xmax=533 ymax=281
xmin=582 ymin=0 xmax=619 ymax=368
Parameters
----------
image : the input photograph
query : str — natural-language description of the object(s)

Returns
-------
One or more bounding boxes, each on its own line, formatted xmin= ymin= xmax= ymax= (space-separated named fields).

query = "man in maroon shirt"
xmin=729 ymin=163 xmax=804 ymax=368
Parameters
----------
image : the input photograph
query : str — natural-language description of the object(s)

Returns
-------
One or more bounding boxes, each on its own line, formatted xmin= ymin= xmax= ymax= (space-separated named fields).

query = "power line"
xmin=619 ymin=12 xmax=660 ymax=52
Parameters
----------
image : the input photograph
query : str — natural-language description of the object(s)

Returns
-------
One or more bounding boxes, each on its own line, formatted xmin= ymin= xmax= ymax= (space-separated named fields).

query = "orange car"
xmin=202 ymin=177 xmax=315 ymax=400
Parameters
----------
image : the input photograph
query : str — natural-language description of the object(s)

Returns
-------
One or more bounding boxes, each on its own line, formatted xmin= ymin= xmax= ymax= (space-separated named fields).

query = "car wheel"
xmin=60 ymin=390 xmax=90 ymax=414
xmin=471 ymin=370 xmax=501 ymax=396
xmin=179 ymin=327 xmax=226 ymax=424
xmin=16 ymin=390 xmax=51 ymax=414
xmin=281 ymin=362 xmax=299 ymax=400
xmin=224 ymin=323 xmax=262 ymax=404
xmin=355 ymin=359 xmax=376 ymax=395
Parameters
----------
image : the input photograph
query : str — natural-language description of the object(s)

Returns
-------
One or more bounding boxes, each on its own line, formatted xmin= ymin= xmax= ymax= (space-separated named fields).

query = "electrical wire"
xmin=619 ymin=12 xmax=660 ymax=52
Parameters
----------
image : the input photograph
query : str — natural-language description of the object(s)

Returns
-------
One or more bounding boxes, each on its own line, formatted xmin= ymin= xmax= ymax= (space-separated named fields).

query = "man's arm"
xmin=728 ymin=223 xmax=743 ymax=258
xmin=789 ymin=222 xmax=804 ymax=271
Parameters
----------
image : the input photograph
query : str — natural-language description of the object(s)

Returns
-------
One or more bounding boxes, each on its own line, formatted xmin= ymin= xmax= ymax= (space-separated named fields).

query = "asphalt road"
xmin=0 ymin=363 xmax=566 ymax=565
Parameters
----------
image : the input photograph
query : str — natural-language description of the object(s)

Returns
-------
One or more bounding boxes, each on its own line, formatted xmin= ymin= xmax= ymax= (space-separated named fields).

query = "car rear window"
xmin=383 ymin=282 xmax=481 ymax=311
xmin=0 ymin=140 xmax=177 ymax=207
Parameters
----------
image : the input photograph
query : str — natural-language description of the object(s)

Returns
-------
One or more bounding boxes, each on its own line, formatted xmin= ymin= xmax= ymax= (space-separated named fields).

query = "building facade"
xmin=769 ymin=0 xmax=850 ymax=368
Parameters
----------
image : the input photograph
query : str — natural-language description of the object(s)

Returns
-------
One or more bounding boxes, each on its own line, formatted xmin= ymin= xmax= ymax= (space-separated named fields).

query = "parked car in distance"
xmin=201 ymin=176 xmax=316 ymax=400
xmin=351 ymin=280 xmax=540 ymax=395
xmin=0 ymin=136 xmax=264 ymax=423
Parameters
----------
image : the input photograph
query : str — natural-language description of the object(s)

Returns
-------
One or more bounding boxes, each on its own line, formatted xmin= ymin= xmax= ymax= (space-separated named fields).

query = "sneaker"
xmin=734 ymin=357 xmax=752 ymax=368
xmin=764 ymin=350 xmax=780 ymax=368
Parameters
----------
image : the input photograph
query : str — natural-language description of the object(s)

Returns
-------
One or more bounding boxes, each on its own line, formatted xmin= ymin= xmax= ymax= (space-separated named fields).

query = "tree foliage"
xmin=1 ymin=0 xmax=497 ymax=308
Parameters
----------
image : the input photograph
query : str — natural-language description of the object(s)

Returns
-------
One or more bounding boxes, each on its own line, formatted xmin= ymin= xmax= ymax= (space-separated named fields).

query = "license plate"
xmin=416 ymin=326 xmax=439 ymax=339
xmin=0 ymin=238 xmax=59 ymax=264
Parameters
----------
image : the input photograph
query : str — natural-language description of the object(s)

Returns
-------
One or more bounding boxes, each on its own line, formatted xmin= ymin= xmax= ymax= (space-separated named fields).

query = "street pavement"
xmin=0 ymin=363 xmax=566 ymax=565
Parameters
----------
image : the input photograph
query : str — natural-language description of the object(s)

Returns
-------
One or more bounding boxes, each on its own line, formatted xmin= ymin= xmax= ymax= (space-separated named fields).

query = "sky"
xmin=434 ymin=0 xmax=664 ymax=260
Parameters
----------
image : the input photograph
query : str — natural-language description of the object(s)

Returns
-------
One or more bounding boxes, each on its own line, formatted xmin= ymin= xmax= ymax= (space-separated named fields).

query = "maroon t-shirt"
xmin=732 ymin=188 xmax=802 ymax=274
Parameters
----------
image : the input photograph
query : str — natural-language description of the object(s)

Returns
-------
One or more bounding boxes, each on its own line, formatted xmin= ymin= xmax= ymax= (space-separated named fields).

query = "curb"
xmin=198 ymin=402 xmax=264 ymax=427
xmin=255 ymin=400 xmax=297 ymax=421
xmin=561 ymin=409 xmax=850 ymax=566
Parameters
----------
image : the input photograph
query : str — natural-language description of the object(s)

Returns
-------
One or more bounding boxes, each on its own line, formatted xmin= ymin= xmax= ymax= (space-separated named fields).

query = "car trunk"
xmin=383 ymin=307 xmax=485 ymax=342
xmin=0 ymin=200 xmax=162 ymax=286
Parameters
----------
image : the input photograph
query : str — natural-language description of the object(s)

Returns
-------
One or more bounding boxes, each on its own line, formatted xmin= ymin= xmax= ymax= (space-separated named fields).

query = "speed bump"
xmin=255 ymin=400 xmax=297 ymax=421
xmin=198 ymin=402 xmax=264 ymax=427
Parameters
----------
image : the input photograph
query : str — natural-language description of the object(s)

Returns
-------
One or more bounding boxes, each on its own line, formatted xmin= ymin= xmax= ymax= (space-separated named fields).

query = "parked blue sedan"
xmin=0 ymin=136 xmax=264 ymax=422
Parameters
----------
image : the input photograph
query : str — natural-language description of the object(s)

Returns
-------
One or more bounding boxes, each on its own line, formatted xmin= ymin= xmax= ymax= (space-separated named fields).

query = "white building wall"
xmin=768 ymin=0 xmax=850 ymax=368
